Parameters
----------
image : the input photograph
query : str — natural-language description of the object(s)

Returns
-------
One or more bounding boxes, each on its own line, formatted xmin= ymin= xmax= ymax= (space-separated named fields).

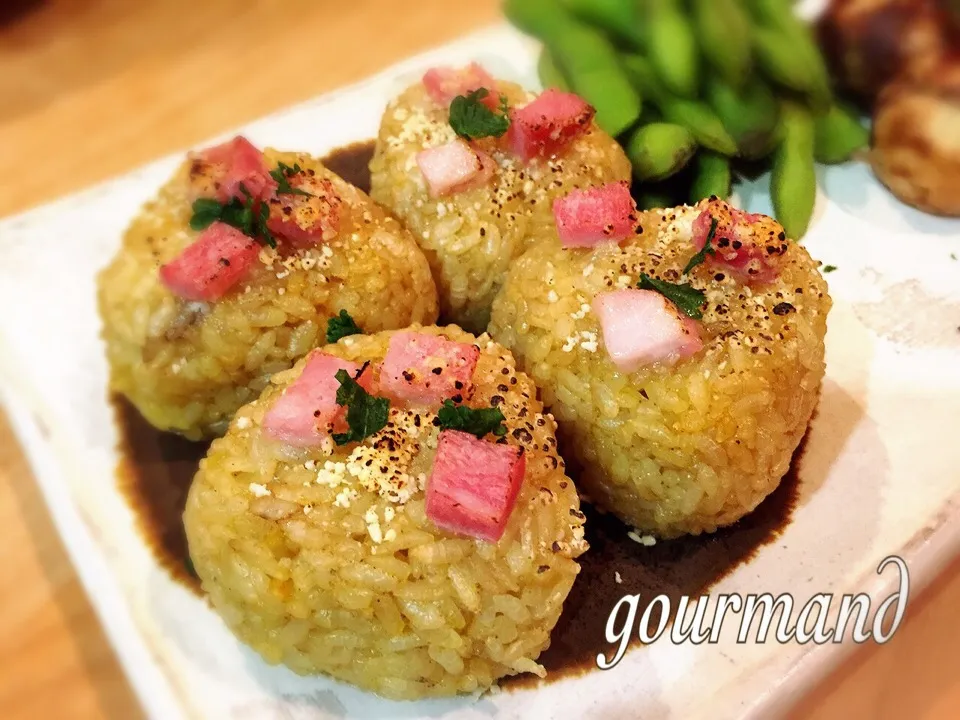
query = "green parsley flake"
xmin=326 ymin=310 xmax=363 ymax=343
xmin=436 ymin=399 xmax=507 ymax=438
xmin=822 ymin=265 xmax=837 ymax=273
xmin=270 ymin=162 xmax=311 ymax=197
xmin=683 ymin=217 xmax=718 ymax=275
xmin=449 ymin=88 xmax=511 ymax=141
xmin=333 ymin=364 xmax=390 ymax=446
xmin=189 ymin=198 xmax=223 ymax=231
xmin=188 ymin=183 xmax=276 ymax=248
xmin=638 ymin=273 xmax=706 ymax=320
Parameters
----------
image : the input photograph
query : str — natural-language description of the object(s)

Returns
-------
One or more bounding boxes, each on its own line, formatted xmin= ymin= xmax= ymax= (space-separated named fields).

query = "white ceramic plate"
xmin=2 ymin=23 xmax=959 ymax=720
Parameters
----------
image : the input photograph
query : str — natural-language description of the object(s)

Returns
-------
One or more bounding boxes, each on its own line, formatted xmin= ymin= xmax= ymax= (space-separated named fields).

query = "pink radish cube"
xmin=262 ymin=352 xmax=373 ymax=448
xmin=691 ymin=199 xmax=788 ymax=284
xmin=426 ymin=430 xmax=526 ymax=542
xmin=553 ymin=182 xmax=638 ymax=247
xmin=159 ymin=222 xmax=259 ymax=301
xmin=380 ymin=331 xmax=480 ymax=406
xmin=190 ymin=135 xmax=276 ymax=203
xmin=266 ymin=173 xmax=342 ymax=247
xmin=504 ymin=89 xmax=595 ymax=161
xmin=592 ymin=289 xmax=703 ymax=372
xmin=422 ymin=63 xmax=498 ymax=107
xmin=416 ymin=140 xmax=494 ymax=197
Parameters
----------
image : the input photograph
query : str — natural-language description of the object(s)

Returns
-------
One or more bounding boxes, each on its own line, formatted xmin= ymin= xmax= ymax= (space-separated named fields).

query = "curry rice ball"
xmin=98 ymin=136 xmax=438 ymax=439
xmin=369 ymin=63 xmax=632 ymax=332
xmin=490 ymin=191 xmax=830 ymax=538
xmin=184 ymin=325 xmax=587 ymax=699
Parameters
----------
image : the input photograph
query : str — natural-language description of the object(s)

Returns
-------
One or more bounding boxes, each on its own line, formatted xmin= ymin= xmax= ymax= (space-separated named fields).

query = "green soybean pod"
xmin=813 ymin=103 xmax=870 ymax=164
xmin=772 ymin=102 xmax=817 ymax=239
xmin=660 ymin=98 xmax=738 ymax=155
xmin=621 ymin=53 xmax=664 ymax=98
xmin=691 ymin=0 xmax=752 ymax=88
xmin=562 ymin=0 xmax=645 ymax=49
xmin=690 ymin=151 xmax=732 ymax=202
xmin=538 ymin=48 xmax=570 ymax=91
xmin=622 ymin=54 xmax=737 ymax=155
xmin=705 ymin=76 xmax=779 ymax=159
xmin=744 ymin=0 xmax=832 ymax=108
xmin=753 ymin=24 xmax=820 ymax=97
xmin=646 ymin=0 xmax=700 ymax=97
xmin=505 ymin=0 xmax=642 ymax=136
xmin=625 ymin=122 xmax=697 ymax=181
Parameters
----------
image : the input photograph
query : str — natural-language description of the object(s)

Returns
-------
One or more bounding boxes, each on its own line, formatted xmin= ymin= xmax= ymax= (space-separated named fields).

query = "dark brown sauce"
xmin=113 ymin=140 xmax=802 ymax=682
xmin=506 ymin=437 xmax=803 ymax=688
xmin=115 ymin=396 xmax=206 ymax=593
xmin=322 ymin=140 xmax=375 ymax=194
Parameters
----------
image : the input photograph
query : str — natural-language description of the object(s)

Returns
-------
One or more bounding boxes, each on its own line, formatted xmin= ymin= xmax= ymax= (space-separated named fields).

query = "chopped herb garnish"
xmin=437 ymin=399 xmax=507 ymax=438
xmin=333 ymin=364 xmax=389 ymax=446
xmin=822 ymin=264 xmax=837 ymax=273
xmin=950 ymin=253 xmax=957 ymax=261
xmin=184 ymin=555 xmax=197 ymax=578
xmin=638 ymin=273 xmax=706 ymax=320
xmin=449 ymin=88 xmax=511 ymax=141
xmin=189 ymin=198 xmax=223 ymax=231
xmin=270 ymin=162 xmax=312 ymax=197
xmin=188 ymin=183 xmax=276 ymax=248
xmin=326 ymin=309 xmax=363 ymax=343
xmin=683 ymin=217 xmax=718 ymax=275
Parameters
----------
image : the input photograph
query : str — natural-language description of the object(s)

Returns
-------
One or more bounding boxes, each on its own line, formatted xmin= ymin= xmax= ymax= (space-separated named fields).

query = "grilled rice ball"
xmin=184 ymin=325 xmax=587 ymax=699
xmin=490 ymin=198 xmax=830 ymax=537
xmin=98 ymin=141 xmax=438 ymax=439
xmin=369 ymin=70 xmax=631 ymax=332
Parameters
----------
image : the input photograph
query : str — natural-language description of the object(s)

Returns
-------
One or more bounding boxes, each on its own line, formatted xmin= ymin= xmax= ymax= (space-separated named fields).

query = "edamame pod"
xmin=690 ymin=151 xmax=732 ymax=202
xmin=744 ymin=0 xmax=831 ymax=108
xmin=814 ymin=103 xmax=869 ymax=164
xmin=622 ymin=54 xmax=737 ymax=155
xmin=772 ymin=102 xmax=817 ymax=239
xmin=505 ymin=0 xmax=642 ymax=136
xmin=660 ymin=99 xmax=738 ymax=155
xmin=705 ymin=76 xmax=779 ymax=159
xmin=538 ymin=48 xmax=570 ymax=91
xmin=646 ymin=0 xmax=699 ymax=97
xmin=753 ymin=24 xmax=821 ymax=97
xmin=692 ymin=0 xmax=752 ymax=88
xmin=562 ymin=0 xmax=645 ymax=49
xmin=625 ymin=122 xmax=697 ymax=181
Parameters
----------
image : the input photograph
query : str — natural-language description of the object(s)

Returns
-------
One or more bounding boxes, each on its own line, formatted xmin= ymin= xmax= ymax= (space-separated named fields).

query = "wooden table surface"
xmin=1 ymin=1 xmax=958 ymax=718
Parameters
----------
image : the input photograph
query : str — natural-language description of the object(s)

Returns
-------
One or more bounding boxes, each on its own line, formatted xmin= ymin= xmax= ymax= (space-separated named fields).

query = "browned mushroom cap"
xmin=817 ymin=0 xmax=954 ymax=107
xmin=870 ymin=54 xmax=960 ymax=217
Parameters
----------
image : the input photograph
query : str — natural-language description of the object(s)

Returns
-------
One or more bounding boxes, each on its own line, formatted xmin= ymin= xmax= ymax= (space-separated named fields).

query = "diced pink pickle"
xmin=416 ymin=140 xmax=494 ymax=197
xmin=266 ymin=173 xmax=342 ymax=247
xmin=380 ymin=332 xmax=480 ymax=405
xmin=691 ymin=198 xmax=788 ymax=284
xmin=158 ymin=222 xmax=259 ymax=301
xmin=262 ymin=352 xmax=373 ymax=447
xmin=190 ymin=135 xmax=277 ymax=203
xmin=422 ymin=63 xmax=498 ymax=107
xmin=592 ymin=289 xmax=703 ymax=372
xmin=426 ymin=429 xmax=526 ymax=542
xmin=504 ymin=89 xmax=595 ymax=161
xmin=553 ymin=182 xmax=638 ymax=247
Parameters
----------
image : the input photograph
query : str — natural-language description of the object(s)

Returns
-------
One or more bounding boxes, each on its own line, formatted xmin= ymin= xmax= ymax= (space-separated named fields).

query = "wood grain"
xmin=0 ymin=1 xmax=958 ymax=718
